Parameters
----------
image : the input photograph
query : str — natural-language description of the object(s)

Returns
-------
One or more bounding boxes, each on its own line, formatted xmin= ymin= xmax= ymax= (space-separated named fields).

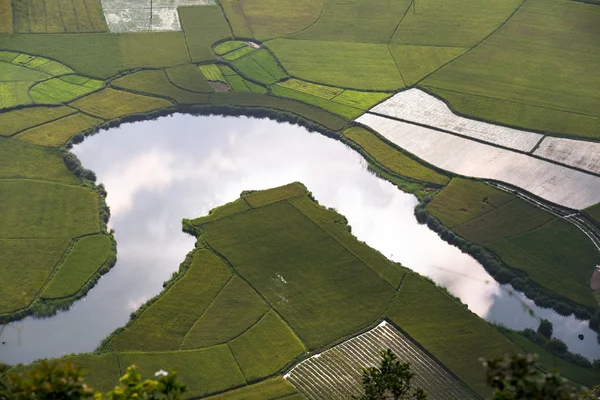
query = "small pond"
xmin=1 ymin=115 xmax=598 ymax=364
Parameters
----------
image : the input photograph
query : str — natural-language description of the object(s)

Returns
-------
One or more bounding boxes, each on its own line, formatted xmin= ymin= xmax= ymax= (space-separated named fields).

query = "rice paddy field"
xmin=1 ymin=0 xmax=600 ymax=395
xmin=20 ymin=183 xmax=529 ymax=397
xmin=427 ymin=178 xmax=600 ymax=309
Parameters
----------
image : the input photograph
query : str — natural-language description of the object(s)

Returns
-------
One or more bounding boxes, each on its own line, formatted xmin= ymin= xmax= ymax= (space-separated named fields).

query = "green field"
xmin=218 ymin=0 xmax=253 ymax=38
xmin=421 ymin=0 xmax=600 ymax=139
xmin=198 ymin=64 xmax=227 ymax=83
xmin=427 ymin=178 xmax=600 ymax=309
xmin=585 ymin=203 xmax=600 ymax=226
xmin=213 ymin=40 xmax=248 ymax=56
xmin=33 ymin=183 xmax=532 ymax=398
xmin=342 ymin=126 xmax=450 ymax=185
xmin=69 ymin=88 xmax=173 ymax=119
xmin=236 ymin=0 xmax=321 ymax=41
xmin=266 ymin=39 xmax=404 ymax=90
xmin=12 ymin=0 xmax=107 ymax=33
xmin=111 ymin=70 xmax=210 ymax=105
xmin=165 ymin=64 xmax=214 ymax=93
xmin=179 ymin=6 xmax=232 ymax=63
xmin=15 ymin=112 xmax=103 ymax=146
xmin=231 ymin=49 xmax=287 ymax=84
xmin=31 ymin=76 xmax=103 ymax=103
xmin=41 ymin=234 xmax=113 ymax=299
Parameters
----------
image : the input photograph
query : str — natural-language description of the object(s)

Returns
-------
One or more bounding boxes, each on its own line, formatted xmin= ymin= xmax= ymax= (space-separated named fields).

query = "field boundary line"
xmin=414 ymin=0 xmax=527 ymax=86
xmin=283 ymin=0 xmax=325 ymax=39
xmin=422 ymin=84 xmax=600 ymax=124
xmin=200 ymin=242 xmax=310 ymax=349
xmin=387 ymin=0 xmax=414 ymax=45
xmin=42 ymin=0 xmax=49 ymax=32
xmin=178 ymin=274 xmax=234 ymax=349
xmin=285 ymin=199 xmax=398 ymax=290
xmin=71 ymin=0 xmax=81 ymax=32
xmin=387 ymin=44 xmax=407 ymax=88
xmin=6 ymin=108 xmax=79 ymax=137
xmin=177 ymin=8 xmax=194 ymax=63
xmin=226 ymin=342 xmax=249 ymax=383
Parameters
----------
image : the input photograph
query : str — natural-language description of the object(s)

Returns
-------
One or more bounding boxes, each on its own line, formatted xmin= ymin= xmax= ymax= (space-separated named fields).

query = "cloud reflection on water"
xmin=1 ymin=114 xmax=598 ymax=365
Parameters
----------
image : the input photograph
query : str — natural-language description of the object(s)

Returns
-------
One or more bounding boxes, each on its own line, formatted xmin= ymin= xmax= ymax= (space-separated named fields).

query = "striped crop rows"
xmin=285 ymin=322 xmax=479 ymax=400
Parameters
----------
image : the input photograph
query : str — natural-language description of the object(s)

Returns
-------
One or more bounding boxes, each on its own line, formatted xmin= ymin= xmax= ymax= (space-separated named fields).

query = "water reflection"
xmin=1 ymin=114 xmax=598 ymax=364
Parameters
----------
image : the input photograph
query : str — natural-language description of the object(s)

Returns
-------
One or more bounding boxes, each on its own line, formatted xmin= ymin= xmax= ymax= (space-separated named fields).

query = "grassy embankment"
xmin=423 ymin=178 xmax=600 ymax=316
xmin=24 ymin=182 xmax=529 ymax=398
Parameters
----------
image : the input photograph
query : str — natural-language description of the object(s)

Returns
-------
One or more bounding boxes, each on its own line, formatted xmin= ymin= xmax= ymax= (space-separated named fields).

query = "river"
xmin=1 ymin=114 xmax=598 ymax=364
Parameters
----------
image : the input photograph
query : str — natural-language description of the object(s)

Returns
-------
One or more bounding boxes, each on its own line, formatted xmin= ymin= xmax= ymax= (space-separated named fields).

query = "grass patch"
xmin=118 ymin=346 xmax=246 ymax=398
xmin=222 ymin=46 xmax=255 ymax=61
xmin=201 ymin=199 xmax=396 ymax=349
xmin=199 ymin=64 xmax=228 ymax=83
xmin=0 ymin=105 xmax=73 ymax=135
xmin=218 ymin=0 xmax=253 ymax=38
xmin=165 ymin=64 xmax=214 ymax=93
xmin=179 ymin=6 xmax=232 ymax=63
xmin=0 ymin=33 xmax=191 ymax=79
xmin=31 ymin=76 xmax=102 ymax=103
xmin=422 ymin=0 xmax=600 ymax=139
xmin=225 ymin=74 xmax=266 ymax=93
xmin=0 ymin=0 xmax=12 ymax=33
xmin=0 ymin=137 xmax=79 ymax=184
xmin=204 ymin=377 xmax=299 ymax=400
xmin=270 ymin=85 xmax=362 ymax=118
xmin=12 ymin=0 xmax=107 ymax=33
xmin=0 ymin=61 xmax=50 ymax=81
xmin=112 ymin=249 xmax=232 ymax=351
xmin=41 ymin=234 xmax=112 ymax=299
xmin=0 ymin=238 xmax=70 ymax=315
xmin=0 ymin=81 xmax=33 ymax=109
xmin=426 ymin=178 xmax=513 ymax=228
xmin=505 ymin=331 xmax=600 ymax=388
xmin=15 ymin=112 xmax=103 ymax=147
xmin=0 ymin=180 xmax=99 ymax=238
xmin=331 ymin=90 xmax=390 ymax=110
xmin=500 ymin=219 xmax=599 ymax=286
xmin=453 ymin=198 xmax=553 ymax=244
xmin=343 ymin=126 xmax=450 ymax=184
xmin=214 ymin=40 xmax=248 ymax=56
xmin=292 ymin=0 xmax=411 ymax=43
xmin=391 ymin=0 xmax=521 ymax=47
xmin=111 ymin=70 xmax=210 ymax=105
xmin=486 ymin=239 xmax=597 ymax=308
xmin=389 ymin=45 xmax=467 ymax=86
xmin=181 ymin=276 xmax=269 ymax=349
xmin=232 ymin=49 xmax=287 ymax=84
xmin=229 ymin=310 xmax=306 ymax=381
xmin=69 ymin=88 xmax=172 ymax=119
xmin=386 ymin=273 xmax=520 ymax=397
xmin=210 ymin=92 xmax=347 ymax=131
xmin=278 ymin=78 xmax=342 ymax=99
xmin=267 ymin=39 xmax=404 ymax=90
xmin=240 ymin=0 xmax=321 ymax=40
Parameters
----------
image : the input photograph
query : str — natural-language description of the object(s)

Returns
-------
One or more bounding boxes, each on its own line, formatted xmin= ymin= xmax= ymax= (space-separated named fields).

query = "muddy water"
xmin=1 ymin=115 xmax=598 ymax=364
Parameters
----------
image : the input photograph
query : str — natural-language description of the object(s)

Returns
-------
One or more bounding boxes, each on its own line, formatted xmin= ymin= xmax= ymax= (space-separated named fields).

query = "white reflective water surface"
xmin=1 ymin=115 xmax=598 ymax=364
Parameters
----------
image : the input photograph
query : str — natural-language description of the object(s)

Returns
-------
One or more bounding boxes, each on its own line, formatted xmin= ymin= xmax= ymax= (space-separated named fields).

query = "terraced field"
xmin=285 ymin=321 xmax=478 ymax=400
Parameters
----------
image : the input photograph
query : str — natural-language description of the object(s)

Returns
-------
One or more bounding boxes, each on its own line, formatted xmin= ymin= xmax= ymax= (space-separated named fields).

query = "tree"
xmin=537 ymin=319 xmax=553 ymax=339
xmin=354 ymin=349 xmax=428 ymax=400
xmin=482 ymin=353 xmax=586 ymax=400
xmin=0 ymin=361 xmax=186 ymax=400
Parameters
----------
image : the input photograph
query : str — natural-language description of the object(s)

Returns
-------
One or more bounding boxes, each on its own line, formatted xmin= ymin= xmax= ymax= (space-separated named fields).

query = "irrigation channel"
xmin=1 ymin=115 xmax=599 ymax=365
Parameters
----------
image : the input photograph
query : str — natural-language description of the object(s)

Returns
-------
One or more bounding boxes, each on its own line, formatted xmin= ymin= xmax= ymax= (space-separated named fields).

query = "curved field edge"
xmin=12 ymin=183 xmax=518 ymax=398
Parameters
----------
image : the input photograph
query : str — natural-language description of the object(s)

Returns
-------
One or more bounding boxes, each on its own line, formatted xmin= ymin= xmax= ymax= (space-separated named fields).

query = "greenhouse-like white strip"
xmin=370 ymin=89 xmax=542 ymax=152
xmin=285 ymin=321 xmax=477 ymax=400
xmin=101 ymin=0 xmax=214 ymax=32
xmin=356 ymin=113 xmax=600 ymax=210
xmin=534 ymin=137 xmax=600 ymax=175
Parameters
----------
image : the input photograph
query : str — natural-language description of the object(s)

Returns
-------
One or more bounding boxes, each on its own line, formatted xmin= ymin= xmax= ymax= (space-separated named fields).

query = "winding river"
xmin=1 ymin=115 xmax=598 ymax=365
